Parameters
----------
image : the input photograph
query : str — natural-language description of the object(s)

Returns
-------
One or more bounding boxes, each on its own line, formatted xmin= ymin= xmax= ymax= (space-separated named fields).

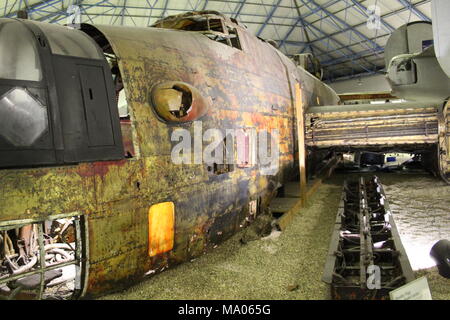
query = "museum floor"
xmin=100 ymin=173 xmax=450 ymax=300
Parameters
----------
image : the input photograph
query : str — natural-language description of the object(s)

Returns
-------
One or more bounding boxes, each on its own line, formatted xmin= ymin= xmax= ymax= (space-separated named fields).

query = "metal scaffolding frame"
xmin=0 ymin=0 xmax=432 ymax=82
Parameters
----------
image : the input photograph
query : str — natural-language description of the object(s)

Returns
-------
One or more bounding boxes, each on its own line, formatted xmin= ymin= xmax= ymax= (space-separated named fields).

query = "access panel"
xmin=78 ymin=64 xmax=115 ymax=147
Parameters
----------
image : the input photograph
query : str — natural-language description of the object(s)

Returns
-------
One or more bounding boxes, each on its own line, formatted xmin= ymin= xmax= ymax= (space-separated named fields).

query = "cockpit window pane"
xmin=0 ymin=19 xmax=42 ymax=81
xmin=0 ymin=87 xmax=48 ymax=147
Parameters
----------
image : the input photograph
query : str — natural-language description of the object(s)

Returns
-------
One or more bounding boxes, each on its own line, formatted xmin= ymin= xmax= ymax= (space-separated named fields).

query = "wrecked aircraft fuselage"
xmin=0 ymin=11 xmax=339 ymax=299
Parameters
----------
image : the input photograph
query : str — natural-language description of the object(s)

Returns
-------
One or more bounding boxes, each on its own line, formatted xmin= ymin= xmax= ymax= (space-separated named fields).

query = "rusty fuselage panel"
xmin=0 ymin=12 xmax=339 ymax=298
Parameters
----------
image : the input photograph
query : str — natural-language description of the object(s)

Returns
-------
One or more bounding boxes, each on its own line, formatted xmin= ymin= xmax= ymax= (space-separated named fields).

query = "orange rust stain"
xmin=148 ymin=202 xmax=175 ymax=257
xmin=75 ymin=163 xmax=94 ymax=178
xmin=250 ymin=113 xmax=270 ymax=129
xmin=76 ymin=160 xmax=128 ymax=178
xmin=225 ymin=110 xmax=240 ymax=121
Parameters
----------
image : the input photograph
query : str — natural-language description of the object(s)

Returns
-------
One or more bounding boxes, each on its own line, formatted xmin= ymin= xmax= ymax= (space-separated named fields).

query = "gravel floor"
xmin=100 ymin=177 xmax=343 ymax=300
xmin=415 ymin=267 xmax=449 ymax=300
xmin=99 ymin=173 xmax=449 ymax=300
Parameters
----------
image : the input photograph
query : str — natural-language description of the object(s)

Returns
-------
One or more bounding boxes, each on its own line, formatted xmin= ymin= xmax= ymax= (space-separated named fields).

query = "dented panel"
xmin=0 ymin=12 xmax=340 ymax=298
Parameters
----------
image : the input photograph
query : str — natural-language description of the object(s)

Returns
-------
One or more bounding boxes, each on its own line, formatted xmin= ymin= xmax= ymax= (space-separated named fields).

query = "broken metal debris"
xmin=287 ymin=284 xmax=299 ymax=292
xmin=0 ymin=216 xmax=82 ymax=300
xmin=322 ymin=176 xmax=415 ymax=300
xmin=239 ymin=207 xmax=274 ymax=244
xmin=152 ymin=11 xmax=242 ymax=50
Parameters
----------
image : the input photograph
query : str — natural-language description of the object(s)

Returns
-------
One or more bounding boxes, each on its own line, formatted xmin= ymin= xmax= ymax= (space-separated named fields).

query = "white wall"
xmin=328 ymin=74 xmax=391 ymax=94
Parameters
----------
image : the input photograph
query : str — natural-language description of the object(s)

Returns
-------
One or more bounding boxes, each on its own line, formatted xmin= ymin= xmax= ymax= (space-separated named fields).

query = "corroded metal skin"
xmin=305 ymin=101 xmax=441 ymax=149
xmin=0 ymin=12 xmax=339 ymax=298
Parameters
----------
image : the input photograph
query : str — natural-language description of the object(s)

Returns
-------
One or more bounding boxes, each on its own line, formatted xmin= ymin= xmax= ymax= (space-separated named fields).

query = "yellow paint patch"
xmin=148 ymin=202 xmax=175 ymax=257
